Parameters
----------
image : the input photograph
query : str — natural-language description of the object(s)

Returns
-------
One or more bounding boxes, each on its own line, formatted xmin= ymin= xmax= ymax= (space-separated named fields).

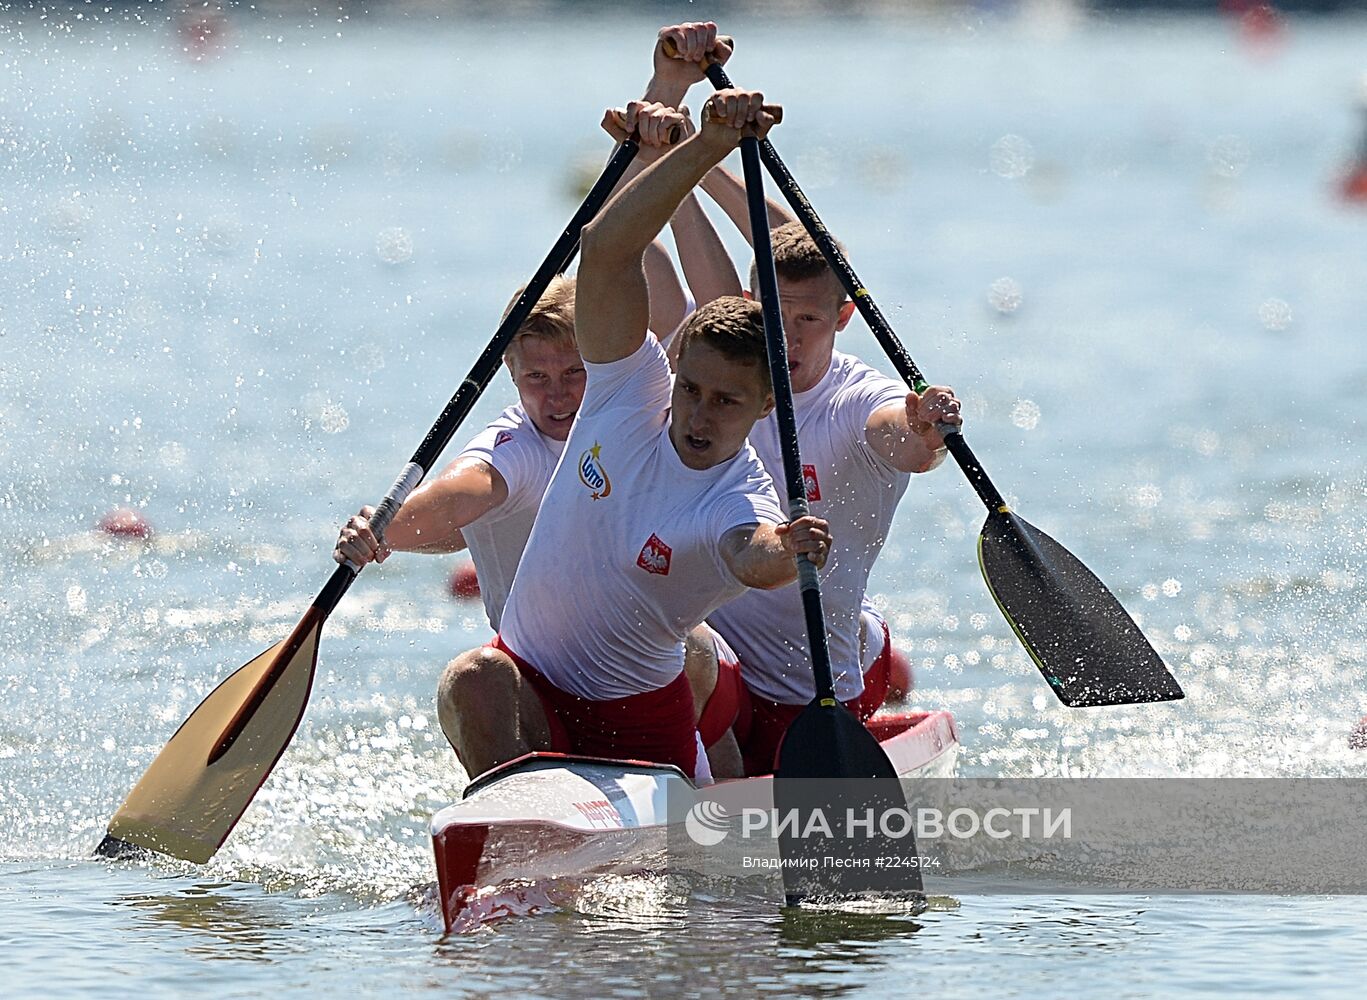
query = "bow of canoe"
xmin=430 ymin=709 xmax=958 ymax=932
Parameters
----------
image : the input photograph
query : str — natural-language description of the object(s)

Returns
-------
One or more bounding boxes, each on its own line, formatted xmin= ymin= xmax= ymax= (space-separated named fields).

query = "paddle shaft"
xmin=698 ymin=61 xmax=1009 ymax=516
xmin=208 ymin=137 xmax=645 ymax=764
xmin=740 ymin=136 xmax=838 ymax=704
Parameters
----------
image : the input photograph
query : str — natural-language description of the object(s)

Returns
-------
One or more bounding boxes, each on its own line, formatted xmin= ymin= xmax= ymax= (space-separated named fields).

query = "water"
xmin=3 ymin=5 xmax=1367 ymax=996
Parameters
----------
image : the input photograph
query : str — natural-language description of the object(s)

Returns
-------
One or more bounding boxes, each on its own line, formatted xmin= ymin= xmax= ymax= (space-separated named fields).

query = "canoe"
xmin=430 ymin=709 xmax=959 ymax=932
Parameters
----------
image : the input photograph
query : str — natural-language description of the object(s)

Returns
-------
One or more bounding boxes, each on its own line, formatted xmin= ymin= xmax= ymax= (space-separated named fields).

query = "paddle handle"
xmin=741 ymin=136 xmax=838 ymax=704
xmin=698 ymin=58 xmax=1012 ymax=515
xmin=660 ymin=34 xmax=734 ymax=72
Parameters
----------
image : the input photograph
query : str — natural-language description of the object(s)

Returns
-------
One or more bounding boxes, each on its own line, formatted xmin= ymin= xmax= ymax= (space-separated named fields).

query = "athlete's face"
xmin=507 ymin=336 xmax=586 ymax=441
xmin=670 ymin=341 xmax=775 ymax=471
xmin=754 ymin=272 xmax=855 ymax=394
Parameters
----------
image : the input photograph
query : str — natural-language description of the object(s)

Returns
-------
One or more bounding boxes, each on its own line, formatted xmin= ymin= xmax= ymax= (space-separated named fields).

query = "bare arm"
xmin=720 ymin=516 xmax=831 ymax=591
xmin=699 ymin=162 xmax=795 ymax=245
xmin=666 ymin=112 xmax=743 ymax=309
xmin=643 ymin=239 xmax=689 ymax=336
xmin=864 ymin=387 xmax=963 ymax=475
xmin=577 ymin=94 xmax=775 ymax=364
xmin=334 ymin=457 xmax=507 ymax=566
xmin=602 ymin=106 xmax=737 ymax=327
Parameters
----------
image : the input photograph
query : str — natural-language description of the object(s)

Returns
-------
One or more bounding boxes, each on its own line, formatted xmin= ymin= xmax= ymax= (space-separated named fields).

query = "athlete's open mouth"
xmin=684 ymin=434 xmax=710 ymax=452
xmin=546 ymin=410 xmax=576 ymax=424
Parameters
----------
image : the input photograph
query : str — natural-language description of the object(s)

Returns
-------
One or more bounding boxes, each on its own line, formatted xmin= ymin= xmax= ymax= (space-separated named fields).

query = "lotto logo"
xmin=493 ymin=430 xmax=514 ymax=448
xmin=578 ymin=442 xmax=612 ymax=500
xmin=636 ymin=533 xmax=672 ymax=576
xmin=802 ymin=464 xmax=822 ymax=502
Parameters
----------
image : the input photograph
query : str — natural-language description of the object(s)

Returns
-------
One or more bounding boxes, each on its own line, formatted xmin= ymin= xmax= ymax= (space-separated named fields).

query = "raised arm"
xmin=333 ymin=457 xmax=507 ymax=567
xmin=577 ymin=92 xmax=777 ymax=364
xmin=602 ymin=104 xmax=739 ymax=330
xmin=699 ymin=161 xmax=795 ymax=246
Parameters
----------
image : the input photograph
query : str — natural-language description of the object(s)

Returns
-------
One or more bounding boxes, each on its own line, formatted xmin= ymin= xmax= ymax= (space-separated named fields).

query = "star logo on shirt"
xmin=802 ymin=464 xmax=822 ymax=502
xmin=578 ymin=442 xmax=612 ymax=500
xmin=636 ymin=533 xmax=672 ymax=576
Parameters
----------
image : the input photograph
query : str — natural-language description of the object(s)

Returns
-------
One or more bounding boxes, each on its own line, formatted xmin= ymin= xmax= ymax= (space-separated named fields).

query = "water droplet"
xmin=375 ymin=227 xmax=413 ymax=265
xmin=1132 ymin=484 xmax=1163 ymax=508
xmin=1257 ymin=298 xmax=1292 ymax=331
xmin=990 ymin=134 xmax=1035 ymax=179
xmin=1010 ymin=399 xmax=1041 ymax=430
xmin=1162 ymin=578 xmax=1182 ymax=597
xmin=159 ymin=441 xmax=187 ymax=468
xmin=1207 ymin=134 xmax=1250 ymax=178
xmin=319 ymin=402 xmax=350 ymax=433
xmin=66 ymin=585 xmax=87 ymax=615
xmin=988 ymin=277 xmax=1022 ymax=314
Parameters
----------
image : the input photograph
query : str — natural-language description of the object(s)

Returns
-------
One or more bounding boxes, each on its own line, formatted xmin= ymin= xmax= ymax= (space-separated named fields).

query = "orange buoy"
xmin=449 ymin=563 xmax=481 ymax=601
xmin=1350 ymin=716 xmax=1367 ymax=750
xmin=97 ymin=507 xmax=153 ymax=540
xmin=1339 ymin=166 xmax=1367 ymax=203
xmin=886 ymin=645 xmax=915 ymax=700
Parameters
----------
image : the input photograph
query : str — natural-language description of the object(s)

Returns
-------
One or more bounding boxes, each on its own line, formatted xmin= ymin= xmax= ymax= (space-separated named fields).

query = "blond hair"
xmin=501 ymin=275 xmax=577 ymax=368
xmin=674 ymin=296 xmax=772 ymax=394
xmin=748 ymin=222 xmax=848 ymax=307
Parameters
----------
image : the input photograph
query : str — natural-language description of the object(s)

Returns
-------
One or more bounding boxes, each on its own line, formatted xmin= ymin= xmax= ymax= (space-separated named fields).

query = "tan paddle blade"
xmin=96 ymin=610 xmax=323 ymax=863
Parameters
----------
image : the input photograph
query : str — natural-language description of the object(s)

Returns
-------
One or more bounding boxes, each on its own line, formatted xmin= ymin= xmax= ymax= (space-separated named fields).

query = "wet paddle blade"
xmin=774 ymin=703 xmax=924 ymax=907
xmin=978 ymin=511 xmax=1184 ymax=708
xmin=95 ymin=613 xmax=323 ymax=863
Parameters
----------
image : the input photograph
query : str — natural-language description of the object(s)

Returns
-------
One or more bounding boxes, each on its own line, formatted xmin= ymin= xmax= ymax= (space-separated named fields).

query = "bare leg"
xmin=683 ymin=627 xmax=744 ymax=781
xmin=437 ymin=645 xmax=552 ymax=779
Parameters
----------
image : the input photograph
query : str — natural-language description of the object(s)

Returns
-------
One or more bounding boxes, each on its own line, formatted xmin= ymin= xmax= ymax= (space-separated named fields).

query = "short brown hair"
xmin=674 ymin=296 xmax=772 ymax=394
xmin=501 ymin=275 xmax=577 ymax=368
xmin=748 ymin=222 xmax=848 ymax=306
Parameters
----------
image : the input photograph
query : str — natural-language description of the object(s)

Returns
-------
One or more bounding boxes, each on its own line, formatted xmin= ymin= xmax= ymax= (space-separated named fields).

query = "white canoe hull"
xmin=430 ymin=709 xmax=958 ymax=931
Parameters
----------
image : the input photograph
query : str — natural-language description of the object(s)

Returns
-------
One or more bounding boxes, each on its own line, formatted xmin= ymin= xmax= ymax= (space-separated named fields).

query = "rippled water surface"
xmin=3 ymin=5 xmax=1367 ymax=997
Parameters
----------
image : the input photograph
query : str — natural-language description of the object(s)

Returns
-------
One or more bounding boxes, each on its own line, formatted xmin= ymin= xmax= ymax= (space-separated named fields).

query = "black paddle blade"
xmin=978 ymin=510 xmax=1184 ymax=708
xmin=774 ymin=702 xmax=924 ymax=908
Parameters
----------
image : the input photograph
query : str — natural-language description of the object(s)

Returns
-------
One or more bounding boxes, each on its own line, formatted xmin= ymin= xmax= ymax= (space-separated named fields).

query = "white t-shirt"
xmin=708 ymin=351 xmax=910 ymax=704
xmin=455 ymin=404 xmax=565 ymax=630
xmin=500 ymin=335 xmax=786 ymax=700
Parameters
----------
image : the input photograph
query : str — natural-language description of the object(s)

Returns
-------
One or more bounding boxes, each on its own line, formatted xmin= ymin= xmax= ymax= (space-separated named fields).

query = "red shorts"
xmin=697 ymin=636 xmax=743 ymax=749
xmin=490 ymin=635 xmax=698 ymax=779
xmin=733 ymin=620 xmax=894 ymax=777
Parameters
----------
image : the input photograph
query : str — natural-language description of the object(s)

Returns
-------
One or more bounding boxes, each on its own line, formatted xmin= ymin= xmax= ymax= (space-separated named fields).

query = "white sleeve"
xmin=457 ymin=422 xmax=542 ymax=515
xmin=578 ymin=335 xmax=672 ymax=420
xmin=836 ymin=368 xmax=912 ymax=476
xmin=706 ymin=461 xmax=787 ymax=580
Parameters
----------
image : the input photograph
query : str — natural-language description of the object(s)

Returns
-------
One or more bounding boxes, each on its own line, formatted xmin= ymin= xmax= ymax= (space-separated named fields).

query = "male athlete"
xmin=644 ymin=21 xmax=965 ymax=774
xmin=437 ymin=90 xmax=832 ymax=785
xmin=332 ymin=103 xmax=690 ymax=629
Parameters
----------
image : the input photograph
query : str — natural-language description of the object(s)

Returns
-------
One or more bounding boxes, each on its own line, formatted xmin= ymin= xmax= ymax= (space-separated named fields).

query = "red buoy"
xmin=886 ymin=645 xmax=915 ymax=700
xmin=449 ymin=563 xmax=481 ymax=601
xmin=97 ymin=507 xmax=153 ymax=540
xmin=1339 ymin=166 xmax=1367 ymax=203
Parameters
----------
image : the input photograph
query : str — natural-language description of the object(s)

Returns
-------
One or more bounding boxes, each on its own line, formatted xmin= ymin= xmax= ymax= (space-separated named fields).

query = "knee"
xmin=438 ymin=647 xmax=515 ymax=708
